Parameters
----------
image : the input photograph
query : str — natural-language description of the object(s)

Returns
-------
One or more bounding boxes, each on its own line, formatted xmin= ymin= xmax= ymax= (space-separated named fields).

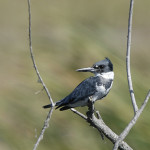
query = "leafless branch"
xmin=27 ymin=0 xmax=54 ymax=106
xmin=27 ymin=0 xmax=54 ymax=150
xmin=70 ymin=108 xmax=87 ymax=120
xmin=113 ymin=0 xmax=150 ymax=149
xmin=126 ymin=0 xmax=138 ymax=114
xmin=33 ymin=107 xmax=54 ymax=150
xmin=113 ymin=91 xmax=150 ymax=150
xmin=71 ymin=100 xmax=133 ymax=150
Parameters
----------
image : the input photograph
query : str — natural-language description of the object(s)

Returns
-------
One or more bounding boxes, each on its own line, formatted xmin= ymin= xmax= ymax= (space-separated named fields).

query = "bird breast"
xmin=93 ymin=79 xmax=113 ymax=102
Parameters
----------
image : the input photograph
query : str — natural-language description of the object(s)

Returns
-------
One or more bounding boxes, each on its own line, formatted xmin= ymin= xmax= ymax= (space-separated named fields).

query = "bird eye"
xmin=93 ymin=65 xmax=98 ymax=69
xmin=99 ymin=65 xmax=105 ymax=69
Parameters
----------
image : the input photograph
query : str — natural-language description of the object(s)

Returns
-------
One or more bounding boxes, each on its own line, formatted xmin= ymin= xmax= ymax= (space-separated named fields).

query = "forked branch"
xmin=71 ymin=100 xmax=133 ymax=150
xmin=27 ymin=1 xmax=54 ymax=150
xmin=113 ymin=91 xmax=150 ymax=150
xmin=113 ymin=0 xmax=150 ymax=149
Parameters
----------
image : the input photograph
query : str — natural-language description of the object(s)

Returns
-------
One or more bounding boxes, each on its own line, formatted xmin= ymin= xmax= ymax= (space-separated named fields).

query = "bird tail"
xmin=43 ymin=101 xmax=60 ymax=109
xmin=43 ymin=104 xmax=52 ymax=109
xmin=43 ymin=99 xmax=66 ymax=109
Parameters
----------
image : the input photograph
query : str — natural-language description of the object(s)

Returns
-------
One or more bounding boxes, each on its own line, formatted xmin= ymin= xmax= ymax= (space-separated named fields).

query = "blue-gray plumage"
xmin=43 ymin=58 xmax=114 ymax=111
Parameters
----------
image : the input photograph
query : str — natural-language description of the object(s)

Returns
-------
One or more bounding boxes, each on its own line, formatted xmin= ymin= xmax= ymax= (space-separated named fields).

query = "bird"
xmin=43 ymin=57 xmax=114 ymax=111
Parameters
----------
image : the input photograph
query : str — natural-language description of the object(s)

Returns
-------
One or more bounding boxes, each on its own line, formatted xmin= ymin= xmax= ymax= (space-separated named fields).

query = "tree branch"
xmin=113 ymin=90 xmax=150 ymax=150
xmin=113 ymin=0 xmax=150 ymax=149
xmin=126 ymin=0 xmax=138 ymax=115
xmin=33 ymin=107 xmax=54 ymax=150
xmin=27 ymin=0 xmax=54 ymax=150
xmin=70 ymin=108 xmax=87 ymax=120
xmin=27 ymin=0 xmax=54 ymax=106
xmin=71 ymin=100 xmax=133 ymax=150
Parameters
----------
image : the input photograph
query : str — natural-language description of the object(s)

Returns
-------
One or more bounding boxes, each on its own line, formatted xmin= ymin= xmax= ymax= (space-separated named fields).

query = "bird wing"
xmin=70 ymin=76 xmax=98 ymax=102
xmin=56 ymin=76 xmax=99 ymax=108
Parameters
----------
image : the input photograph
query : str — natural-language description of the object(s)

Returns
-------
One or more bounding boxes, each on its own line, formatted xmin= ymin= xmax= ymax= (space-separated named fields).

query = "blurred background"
xmin=0 ymin=0 xmax=150 ymax=150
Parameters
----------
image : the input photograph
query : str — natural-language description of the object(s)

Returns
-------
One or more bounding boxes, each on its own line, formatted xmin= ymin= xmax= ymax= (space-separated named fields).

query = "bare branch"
xmin=113 ymin=1 xmax=150 ymax=149
xmin=113 ymin=90 xmax=150 ymax=150
xmin=126 ymin=0 xmax=138 ymax=114
xmin=33 ymin=107 xmax=54 ymax=150
xmin=71 ymin=101 xmax=133 ymax=150
xmin=27 ymin=0 xmax=55 ymax=150
xmin=27 ymin=0 xmax=54 ymax=106
xmin=70 ymin=108 xmax=87 ymax=120
xmin=91 ymin=114 xmax=132 ymax=150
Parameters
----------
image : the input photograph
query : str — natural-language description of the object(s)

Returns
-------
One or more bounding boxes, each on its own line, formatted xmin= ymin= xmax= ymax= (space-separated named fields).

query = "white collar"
xmin=96 ymin=71 xmax=114 ymax=80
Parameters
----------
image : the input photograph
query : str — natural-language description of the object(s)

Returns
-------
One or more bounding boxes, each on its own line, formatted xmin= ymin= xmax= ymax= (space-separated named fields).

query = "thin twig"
xmin=27 ymin=1 xmax=55 ymax=150
xmin=70 ymin=108 xmax=87 ymax=120
xmin=27 ymin=0 xmax=54 ymax=106
xmin=113 ymin=90 xmax=150 ymax=150
xmin=33 ymin=107 xmax=54 ymax=150
xmin=126 ymin=0 xmax=138 ymax=114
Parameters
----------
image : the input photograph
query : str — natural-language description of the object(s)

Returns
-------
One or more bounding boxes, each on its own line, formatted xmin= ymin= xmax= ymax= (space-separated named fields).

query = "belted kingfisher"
xmin=43 ymin=58 xmax=114 ymax=111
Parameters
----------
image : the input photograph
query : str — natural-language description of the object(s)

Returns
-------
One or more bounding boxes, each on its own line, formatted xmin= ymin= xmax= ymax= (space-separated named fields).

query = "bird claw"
xmin=96 ymin=111 xmax=102 ymax=119
xmin=89 ymin=96 xmax=95 ymax=107
xmin=89 ymin=96 xmax=94 ymax=102
xmin=86 ymin=96 xmax=95 ymax=118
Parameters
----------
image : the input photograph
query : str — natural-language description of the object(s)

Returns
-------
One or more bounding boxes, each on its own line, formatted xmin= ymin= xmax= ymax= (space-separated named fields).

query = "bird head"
xmin=76 ymin=58 xmax=113 ymax=75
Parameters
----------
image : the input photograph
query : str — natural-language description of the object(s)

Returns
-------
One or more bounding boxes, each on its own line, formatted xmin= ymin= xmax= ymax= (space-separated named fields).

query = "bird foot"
xmin=89 ymin=96 xmax=94 ymax=103
xmin=86 ymin=96 xmax=95 ymax=119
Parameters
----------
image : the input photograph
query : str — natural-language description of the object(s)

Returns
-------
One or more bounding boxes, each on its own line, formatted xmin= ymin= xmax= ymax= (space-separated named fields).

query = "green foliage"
xmin=0 ymin=0 xmax=150 ymax=150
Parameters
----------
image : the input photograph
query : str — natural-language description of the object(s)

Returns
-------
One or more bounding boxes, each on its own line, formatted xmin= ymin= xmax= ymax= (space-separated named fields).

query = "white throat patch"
xmin=96 ymin=71 xmax=114 ymax=80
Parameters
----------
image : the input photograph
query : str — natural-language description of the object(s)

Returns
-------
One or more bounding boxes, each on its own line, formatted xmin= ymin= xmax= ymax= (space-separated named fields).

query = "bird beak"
xmin=76 ymin=67 xmax=95 ymax=72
